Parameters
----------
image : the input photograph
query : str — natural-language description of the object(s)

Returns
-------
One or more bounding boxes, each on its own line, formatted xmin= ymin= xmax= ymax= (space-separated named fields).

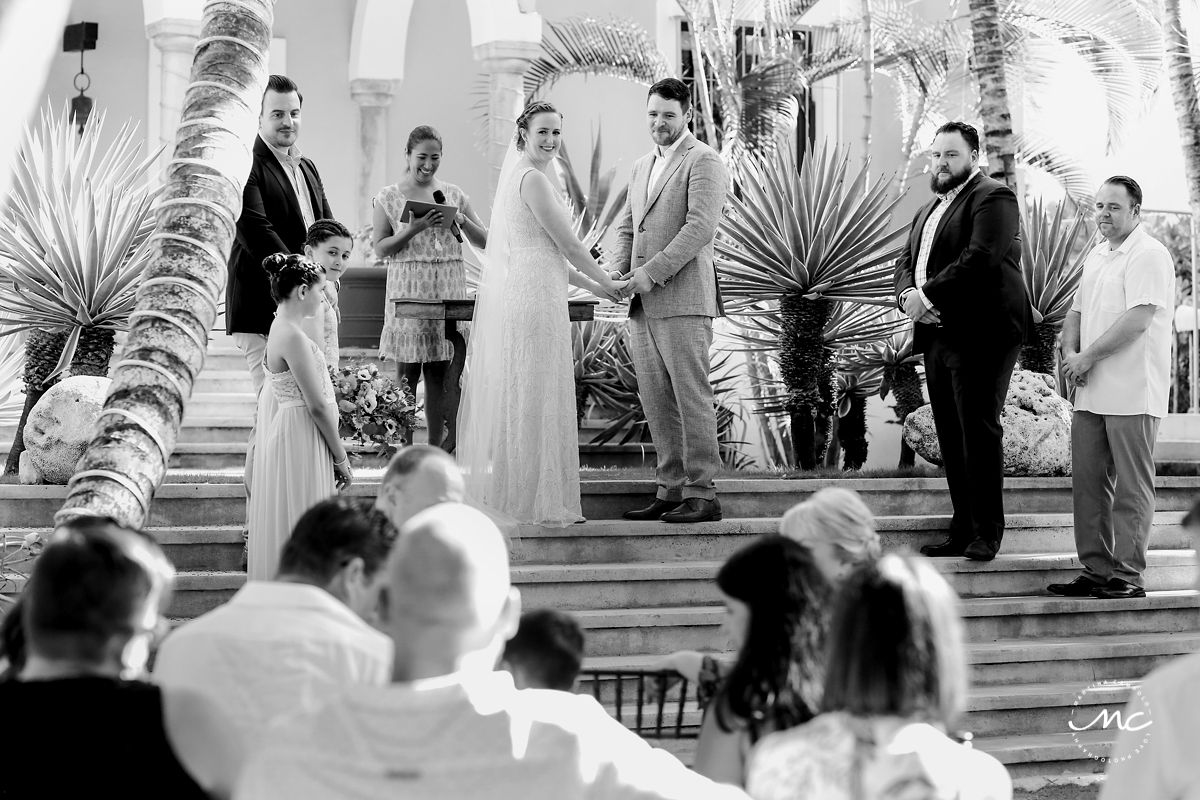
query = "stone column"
xmin=473 ymin=40 xmax=541 ymax=198
xmin=350 ymin=78 xmax=397 ymax=231
xmin=145 ymin=17 xmax=200 ymax=172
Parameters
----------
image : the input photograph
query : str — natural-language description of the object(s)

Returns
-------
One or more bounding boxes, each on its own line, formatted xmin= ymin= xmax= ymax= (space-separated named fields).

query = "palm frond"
xmin=0 ymin=333 xmax=25 ymax=426
xmin=525 ymin=17 xmax=672 ymax=100
xmin=1002 ymin=0 xmax=1163 ymax=154
xmin=1013 ymin=131 xmax=1101 ymax=204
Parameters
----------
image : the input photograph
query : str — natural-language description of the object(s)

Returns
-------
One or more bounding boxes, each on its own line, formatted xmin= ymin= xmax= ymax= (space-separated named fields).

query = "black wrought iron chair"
xmin=576 ymin=668 xmax=702 ymax=740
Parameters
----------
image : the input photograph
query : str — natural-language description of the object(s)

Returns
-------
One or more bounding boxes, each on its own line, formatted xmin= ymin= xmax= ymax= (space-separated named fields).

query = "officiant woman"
xmin=373 ymin=125 xmax=487 ymax=452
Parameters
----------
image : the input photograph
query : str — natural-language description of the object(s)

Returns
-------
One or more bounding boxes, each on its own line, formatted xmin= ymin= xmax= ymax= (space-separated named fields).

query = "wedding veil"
xmin=456 ymin=143 xmax=523 ymax=517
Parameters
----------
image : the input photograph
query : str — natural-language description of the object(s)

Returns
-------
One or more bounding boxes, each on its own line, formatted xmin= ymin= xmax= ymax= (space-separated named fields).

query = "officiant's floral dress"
xmin=376 ymin=182 xmax=469 ymax=362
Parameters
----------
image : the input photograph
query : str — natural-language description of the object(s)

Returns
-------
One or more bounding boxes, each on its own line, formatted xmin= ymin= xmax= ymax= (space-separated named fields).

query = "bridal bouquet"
xmin=329 ymin=362 xmax=420 ymax=456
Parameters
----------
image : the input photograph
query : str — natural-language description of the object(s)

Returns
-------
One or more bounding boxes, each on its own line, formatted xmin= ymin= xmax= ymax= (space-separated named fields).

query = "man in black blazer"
xmin=227 ymin=74 xmax=334 ymax=397
xmin=894 ymin=121 xmax=1033 ymax=562
xmin=227 ymin=74 xmax=333 ymax=503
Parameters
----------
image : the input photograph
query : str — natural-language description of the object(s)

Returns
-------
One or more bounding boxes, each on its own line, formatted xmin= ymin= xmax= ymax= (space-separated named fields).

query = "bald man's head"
xmin=376 ymin=446 xmax=465 ymax=529
xmin=384 ymin=503 xmax=518 ymax=678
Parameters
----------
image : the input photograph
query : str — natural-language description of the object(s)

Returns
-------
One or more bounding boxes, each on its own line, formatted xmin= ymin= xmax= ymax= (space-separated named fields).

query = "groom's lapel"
xmin=631 ymin=155 xmax=652 ymax=222
xmin=638 ymin=134 xmax=692 ymax=226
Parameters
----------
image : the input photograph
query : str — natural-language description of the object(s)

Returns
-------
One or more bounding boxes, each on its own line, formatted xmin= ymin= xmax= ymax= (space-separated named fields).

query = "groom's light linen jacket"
xmin=609 ymin=133 xmax=727 ymax=318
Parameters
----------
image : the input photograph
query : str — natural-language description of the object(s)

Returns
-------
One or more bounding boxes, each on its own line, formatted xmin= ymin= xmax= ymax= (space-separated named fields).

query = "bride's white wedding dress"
xmin=457 ymin=163 xmax=583 ymax=526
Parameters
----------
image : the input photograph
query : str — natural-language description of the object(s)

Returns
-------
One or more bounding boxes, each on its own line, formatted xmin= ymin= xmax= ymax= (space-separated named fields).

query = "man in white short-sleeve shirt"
xmin=235 ymin=503 xmax=749 ymax=800
xmin=155 ymin=499 xmax=394 ymax=747
xmin=1049 ymin=176 xmax=1174 ymax=600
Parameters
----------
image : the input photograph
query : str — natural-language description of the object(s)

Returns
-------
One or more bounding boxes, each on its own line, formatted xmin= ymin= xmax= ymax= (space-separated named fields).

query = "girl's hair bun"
xmin=262 ymin=252 xmax=291 ymax=275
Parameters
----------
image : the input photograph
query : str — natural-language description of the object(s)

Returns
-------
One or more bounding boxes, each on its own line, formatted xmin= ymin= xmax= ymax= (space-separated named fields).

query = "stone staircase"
xmin=2 ymin=330 xmax=1199 ymax=787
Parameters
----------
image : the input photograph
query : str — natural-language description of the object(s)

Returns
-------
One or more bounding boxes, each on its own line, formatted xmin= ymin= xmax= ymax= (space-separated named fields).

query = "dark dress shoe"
xmin=920 ymin=537 xmax=969 ymax=558
xmin=1047 ymin=575 xmax=1104 ymax=597
xmin=964 ymin=538 xmax=999 ymax=562
xmin=1091 ymin=578 xmax=1146 ymax=599
xmin=661 ymin=498 xmax=723 ymax=523
xmin=623 ymin=499 xmax=683 ymax=521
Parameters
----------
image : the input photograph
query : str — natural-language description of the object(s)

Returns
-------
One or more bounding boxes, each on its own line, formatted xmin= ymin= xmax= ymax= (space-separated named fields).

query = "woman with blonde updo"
xmin=248 ymin=253 xmax=353 ymax=580
xmin=780 ymin=487 xmax=881 ymax=582
xmin=373 ymin=125 xmax=487 ymax=452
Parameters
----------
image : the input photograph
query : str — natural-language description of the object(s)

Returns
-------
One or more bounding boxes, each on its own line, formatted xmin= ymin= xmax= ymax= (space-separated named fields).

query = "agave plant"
xmin=557 ymin=132 xmax=629 ymax=258
xmin=0 ymin=108 xmax=160 ymax=473
xmin=1018 ymin=199 xmax=1091 ymax=373
xmin=833 ymin=368 xmax=885 ymax=471
xmin=840 ymin=322 xmax=926 ymax=468
xmin=0 ymin=334 xmax=25 ymax=428
xmin=717 ymin=141 xmax=905 ymax=469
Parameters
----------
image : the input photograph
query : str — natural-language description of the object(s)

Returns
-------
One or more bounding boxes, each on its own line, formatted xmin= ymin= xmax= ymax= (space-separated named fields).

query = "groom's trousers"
xmin=628 ymin=309 xmax=720 ymax=502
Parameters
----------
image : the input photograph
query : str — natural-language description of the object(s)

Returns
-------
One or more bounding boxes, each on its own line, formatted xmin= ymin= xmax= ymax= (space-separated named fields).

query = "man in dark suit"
xmin=894 ymin=121 xmax=1033 ymax=562
xmin=227 ymin=74 xmax=333 ymax=504
xmin=227 ymin=74 xmax=333 ymax=397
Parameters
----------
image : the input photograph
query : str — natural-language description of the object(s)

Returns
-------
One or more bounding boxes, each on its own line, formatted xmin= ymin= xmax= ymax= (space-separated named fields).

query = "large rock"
xmin=23 ymin=376 xmax=111 ymax=485
xmin=903 ymin=370 xmax=1073 ymax=477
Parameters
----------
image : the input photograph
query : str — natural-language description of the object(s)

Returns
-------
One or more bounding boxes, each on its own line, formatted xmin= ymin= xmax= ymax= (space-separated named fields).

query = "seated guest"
xmin=1 ymin=517 xmax=241 ymax=799
xmin=657 ymin=488 xmax=879 ymax=688
xmin=374 ymin=444 xmax=465 ymax=529
xmin=780 ymin=486 xmax=881 ymax=582
xmin=0 ymin=596 xmax=25 ymax=681
xmin=155 ymin=498 xmax=395 ymax=744
xmin=500 ymin=608 xmax=585 ymax=691
xmin=693 ymin=535 xmax=830 ymax=787
xmin=747 ymin=553 xmax=1012 ymax=800
xmin=1100 ymin=498 xmax=1200 ymax=799
xmin=235 ymin=503 xmax=750 ymax=800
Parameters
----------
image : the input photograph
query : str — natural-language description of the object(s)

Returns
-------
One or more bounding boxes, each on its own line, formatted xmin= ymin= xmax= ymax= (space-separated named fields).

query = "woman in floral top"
xmin=372 ymin=125 xmax=486 ymax=451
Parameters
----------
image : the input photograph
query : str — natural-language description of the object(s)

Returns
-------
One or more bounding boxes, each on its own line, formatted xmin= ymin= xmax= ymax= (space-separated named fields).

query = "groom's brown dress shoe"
xmin=1047 ymin=575 xmax=1104 ymax=597
xmin=661 ymin=498 xmax=723 ymax=523
xmin=623 ymin=499 xmax=683 ymax=521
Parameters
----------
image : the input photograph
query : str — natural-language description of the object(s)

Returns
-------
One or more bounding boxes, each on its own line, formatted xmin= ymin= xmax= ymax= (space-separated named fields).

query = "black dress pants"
xmin=923 ymin=335 xmax=1020 ymax=546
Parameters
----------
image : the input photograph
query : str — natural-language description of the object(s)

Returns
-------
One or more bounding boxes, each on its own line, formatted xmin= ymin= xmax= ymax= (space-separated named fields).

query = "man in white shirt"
xmin=1100 ymin=500 xmax=1200 ymax=798
xmin=155 ymin=498 xmax=395 ymax=744
xmin=235 ymin=503 xmax=750 ymax=800
xmin=1049 ymin=176 xmax=1175 ymax=600
xmin=374 ymin=444 xmax=465 ymax=530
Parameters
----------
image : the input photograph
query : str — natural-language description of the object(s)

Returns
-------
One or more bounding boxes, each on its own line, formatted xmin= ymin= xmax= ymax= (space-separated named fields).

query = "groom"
xmin=608 ymin=78 xmax=729 ymax=524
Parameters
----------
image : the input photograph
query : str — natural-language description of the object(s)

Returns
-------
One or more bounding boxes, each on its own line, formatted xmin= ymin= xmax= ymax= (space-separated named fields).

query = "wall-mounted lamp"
xmin=62 ymin=22 xmax=98 ymax=134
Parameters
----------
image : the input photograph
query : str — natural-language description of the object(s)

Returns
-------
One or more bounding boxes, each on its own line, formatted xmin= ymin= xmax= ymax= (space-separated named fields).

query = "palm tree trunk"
xmin=968 ymin=0 xmax=1018 ymax=189
xmin=1018 ymin=322 xmax=1059 ymax=375
xmin=1165 ymin=0 xmax=1200 ymax=231
xmin=839 ymin=393 xmax=869 ymax=470
xmin=780 ymin=294 xmax=833 ymax=469
xmin=860 ymin=0 xmax=874 ymax=176
xmin=67 ymin=327 xmax=116 ymax=378
xmin=4 ymin=329 xmax=68 ymax=475
xmin=886 ymin=362 xmax=926 ymax=468
xmin=57 ymin=0 xmax=276 ymax=527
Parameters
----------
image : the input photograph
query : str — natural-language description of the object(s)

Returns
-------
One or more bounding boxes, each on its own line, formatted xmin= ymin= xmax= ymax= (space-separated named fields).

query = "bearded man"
xmin=894 ymin=121 xmax=1034 ymax=562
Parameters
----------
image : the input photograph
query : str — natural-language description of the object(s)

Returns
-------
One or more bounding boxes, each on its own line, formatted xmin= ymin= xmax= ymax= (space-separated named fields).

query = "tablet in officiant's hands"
xmin=400 ymin=199 xmax=458 ymax=229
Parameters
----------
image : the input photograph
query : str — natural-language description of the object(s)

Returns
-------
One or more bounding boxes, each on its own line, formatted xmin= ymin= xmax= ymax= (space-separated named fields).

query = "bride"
xmin=458 ymin=100 xmax=629 ymax=526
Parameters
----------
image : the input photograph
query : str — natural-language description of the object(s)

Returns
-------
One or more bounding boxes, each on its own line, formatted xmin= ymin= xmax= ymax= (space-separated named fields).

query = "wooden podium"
xmin=391 ymin=298 xmax=598 ymax=449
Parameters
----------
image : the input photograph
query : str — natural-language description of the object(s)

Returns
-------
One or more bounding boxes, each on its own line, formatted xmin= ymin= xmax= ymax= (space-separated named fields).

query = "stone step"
xmin=193 ymin=369 xmax=256 ymax=394
xmin=0 ymin=526 xmax=244 ymax=572
xmin=568 ymin=593 xmax=1200 ymax=658
xmin=513 ymin=552 xmax=1198 ymax=609
xmin=587 ymin=630 xmax=1200 ymax=690
xmin=574 ymin=477 xmax=1200 ymax=520
xmin=512 ymin=511 xmax=1192 ymax=564
xmin=1155 ymin=439 xmax=1200 ymax=461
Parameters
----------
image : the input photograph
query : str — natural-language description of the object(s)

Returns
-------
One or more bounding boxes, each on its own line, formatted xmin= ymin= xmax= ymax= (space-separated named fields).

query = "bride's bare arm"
xmin=520 ymin=169 xmax=625 ymax=293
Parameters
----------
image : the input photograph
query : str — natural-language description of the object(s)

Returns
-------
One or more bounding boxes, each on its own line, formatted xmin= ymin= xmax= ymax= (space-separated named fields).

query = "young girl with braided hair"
xmin=247 ymin=253 xmax=353 ymax=580
xmin=302 ymin=219 xmax=353 ymax=369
